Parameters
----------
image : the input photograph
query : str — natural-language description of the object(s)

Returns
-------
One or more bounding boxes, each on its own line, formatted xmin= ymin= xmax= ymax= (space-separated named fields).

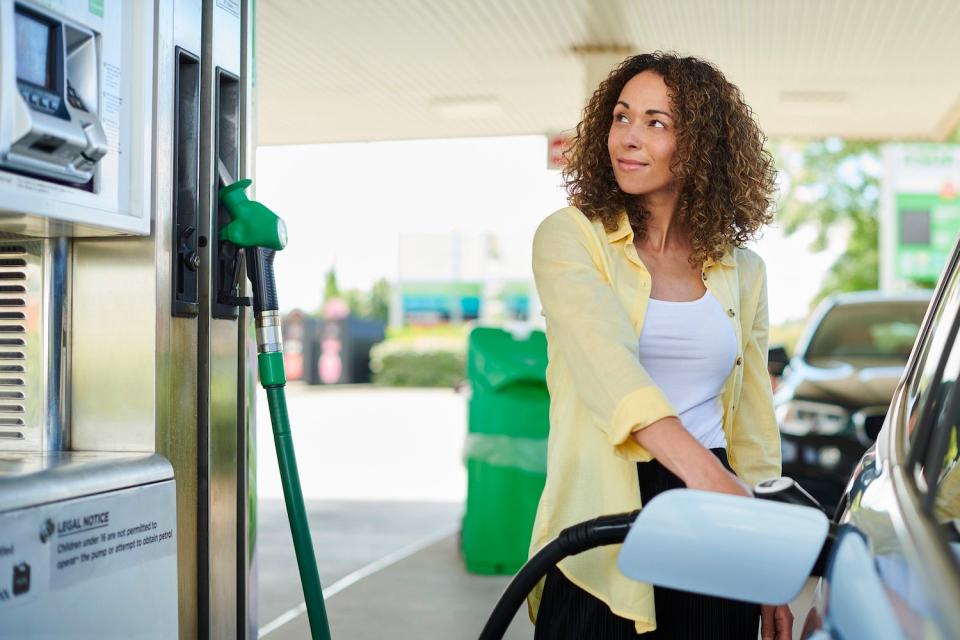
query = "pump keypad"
xmin=18 ymin=85 xmax=62 ymax=116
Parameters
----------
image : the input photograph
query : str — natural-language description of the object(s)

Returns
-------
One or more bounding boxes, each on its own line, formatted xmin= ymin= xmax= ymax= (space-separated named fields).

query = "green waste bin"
xmin=461 ymin=326 xmax=549 ymax=574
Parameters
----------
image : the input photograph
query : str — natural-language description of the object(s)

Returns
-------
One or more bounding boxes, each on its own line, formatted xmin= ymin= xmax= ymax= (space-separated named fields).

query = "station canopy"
xmin=257 ymin=0 xmax=960 ymax=145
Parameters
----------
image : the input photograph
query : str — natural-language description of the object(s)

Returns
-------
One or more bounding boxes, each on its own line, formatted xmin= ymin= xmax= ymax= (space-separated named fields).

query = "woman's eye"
xmin=614 ymin=113 xmax=629 ymax=123
xmin=650 ymin=119 xmax=665 ymax=128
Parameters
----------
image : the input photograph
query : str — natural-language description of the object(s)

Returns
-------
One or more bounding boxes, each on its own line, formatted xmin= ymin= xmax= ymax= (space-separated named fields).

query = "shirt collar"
xmin=605 ymin=212 xmax=633 ymax=243
xmin=606 ymin=211 xmax=736 ymax=268
xmin=705 ymin=251 xmax=737 ymax=268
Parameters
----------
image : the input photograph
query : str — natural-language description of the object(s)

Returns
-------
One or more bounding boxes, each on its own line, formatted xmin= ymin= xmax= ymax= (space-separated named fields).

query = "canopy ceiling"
xmin=256 ymin=0 xmax=960 ymax=145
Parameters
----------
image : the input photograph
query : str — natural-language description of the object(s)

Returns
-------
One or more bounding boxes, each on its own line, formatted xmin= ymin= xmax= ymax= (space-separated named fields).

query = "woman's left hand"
xmin=760 ymin=604 xmax=793 ymax=640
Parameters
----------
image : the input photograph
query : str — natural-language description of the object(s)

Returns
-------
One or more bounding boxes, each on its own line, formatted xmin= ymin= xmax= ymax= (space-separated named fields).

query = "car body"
xmin=774 ymin=290 xmax=932 ymax=513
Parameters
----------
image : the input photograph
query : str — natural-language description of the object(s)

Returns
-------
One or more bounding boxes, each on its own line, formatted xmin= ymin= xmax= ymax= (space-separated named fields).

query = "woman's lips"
xmin=616 ymin=159 xmax=649 ymax=171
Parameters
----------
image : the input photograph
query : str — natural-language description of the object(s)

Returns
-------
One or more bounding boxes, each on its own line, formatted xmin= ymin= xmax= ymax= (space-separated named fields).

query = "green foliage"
xmin=370 ymin=338 xmax=466 ymax=387
xmin=320 ymin=267 xmax=391 ymax=323
xmin=774 ymin=138 xmax=882 ymax=304
xmin=369 ymin=278 xmax=391 ymax=323
xmin=323 ymin=266 xmax=340 ymax=301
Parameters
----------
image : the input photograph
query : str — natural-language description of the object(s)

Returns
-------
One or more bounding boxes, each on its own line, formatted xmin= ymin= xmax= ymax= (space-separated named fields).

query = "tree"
xmin=323 ymin=265 xmax=340 ymax=302
xmin=368 ymin=278 xmax=390 ymax=323
xmin=773 ymin=138 xmax=882 ymax=304
xmin=321 ymin=267 xmax=391 ymax=322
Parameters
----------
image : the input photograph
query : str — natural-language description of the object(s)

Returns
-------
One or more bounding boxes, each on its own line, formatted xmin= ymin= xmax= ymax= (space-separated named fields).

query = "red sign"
xmin=547 ymin=133 xmax=572 ymax=170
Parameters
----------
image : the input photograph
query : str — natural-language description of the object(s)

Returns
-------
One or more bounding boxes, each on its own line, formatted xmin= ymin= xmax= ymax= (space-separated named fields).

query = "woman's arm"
xmin=532 ymin=209 xmax=678 ymax=461
xmin=631 ymin=417 xmax=751 ymax=496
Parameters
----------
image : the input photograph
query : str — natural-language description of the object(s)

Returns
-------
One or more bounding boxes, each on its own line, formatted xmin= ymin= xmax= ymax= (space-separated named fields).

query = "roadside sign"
xmin=881 ymin=144 xmax=960 ymax=288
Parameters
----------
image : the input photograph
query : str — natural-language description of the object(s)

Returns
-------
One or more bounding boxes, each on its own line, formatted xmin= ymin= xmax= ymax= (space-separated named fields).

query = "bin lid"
xmin=467 ymin=327 xmax=547 ymax=390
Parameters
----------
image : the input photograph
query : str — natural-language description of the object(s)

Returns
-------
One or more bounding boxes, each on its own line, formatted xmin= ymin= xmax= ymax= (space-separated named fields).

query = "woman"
xmin=528 ymin=52 xmax=792 ymax=639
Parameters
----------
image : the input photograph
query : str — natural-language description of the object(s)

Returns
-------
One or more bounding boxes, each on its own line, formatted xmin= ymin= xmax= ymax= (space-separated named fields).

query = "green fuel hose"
xmin=219 ymin=169 xmax=333 ymax=640
xmin=261 ymin=354 xmax=332 ymax=640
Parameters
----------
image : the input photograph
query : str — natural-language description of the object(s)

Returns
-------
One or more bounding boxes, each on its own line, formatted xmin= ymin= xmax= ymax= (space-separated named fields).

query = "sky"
xmin=255 ymin=135 xmax=843 ymax=326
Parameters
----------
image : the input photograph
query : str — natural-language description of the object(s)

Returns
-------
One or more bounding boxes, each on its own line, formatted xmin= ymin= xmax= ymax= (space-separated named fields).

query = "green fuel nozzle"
xmin=217 ymin=171 xmax=285 ymax=315
xmin=216 ymin=164 xmax=332 ymax=640
xmin=218 ymin=178 xmax=288 ymax=251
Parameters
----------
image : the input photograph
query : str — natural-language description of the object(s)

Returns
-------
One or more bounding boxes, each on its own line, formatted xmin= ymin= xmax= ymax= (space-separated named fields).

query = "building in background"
xmin=391 ymin=231 xmax=532 ymax=327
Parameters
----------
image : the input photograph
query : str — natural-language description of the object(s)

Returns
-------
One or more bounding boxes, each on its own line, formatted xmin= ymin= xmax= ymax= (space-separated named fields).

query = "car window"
xmin=903 ymin=272 xmax=960 ymax=468
xmin=932 ymin=428 xmax=960 ymax=526
xmin=805 ymin=301 xmax=929 ymax=365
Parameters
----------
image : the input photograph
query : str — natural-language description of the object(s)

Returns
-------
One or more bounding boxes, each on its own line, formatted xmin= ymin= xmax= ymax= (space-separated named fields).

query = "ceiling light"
xmin=431 ymin=96 xmax=503 ymax=120
xmin=780 ymin=90 xmax=848 ymax=105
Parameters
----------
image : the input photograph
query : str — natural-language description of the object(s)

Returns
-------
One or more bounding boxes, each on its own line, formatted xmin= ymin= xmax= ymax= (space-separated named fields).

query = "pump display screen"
xmin=15 ymin=10 xmax=53 ymax=89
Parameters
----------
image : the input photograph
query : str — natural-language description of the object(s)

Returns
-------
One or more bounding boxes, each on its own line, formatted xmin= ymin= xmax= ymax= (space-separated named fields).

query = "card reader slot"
xmin=29 ymin=137 xmax=64 ymax=153
xmin=172 ymin=48 xmax=201 ymax=317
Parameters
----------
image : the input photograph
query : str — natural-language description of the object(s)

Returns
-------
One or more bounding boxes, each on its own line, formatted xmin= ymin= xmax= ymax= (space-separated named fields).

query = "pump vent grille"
xmin=0 ymin=245 xmax=27 ymax=441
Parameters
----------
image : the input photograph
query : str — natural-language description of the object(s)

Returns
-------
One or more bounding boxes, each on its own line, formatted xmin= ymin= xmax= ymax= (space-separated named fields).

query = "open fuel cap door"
xmin=617 ymin=489 xmax=829 ymax=605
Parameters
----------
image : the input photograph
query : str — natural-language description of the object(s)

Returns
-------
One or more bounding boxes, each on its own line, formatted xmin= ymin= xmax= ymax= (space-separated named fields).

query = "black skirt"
xmin=534 ymin=448 xmax=760 ymax=639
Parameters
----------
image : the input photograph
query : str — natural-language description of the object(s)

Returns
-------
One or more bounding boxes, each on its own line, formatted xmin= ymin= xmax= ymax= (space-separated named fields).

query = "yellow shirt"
xmin=527 ymin=206 xmax=781 ymax=633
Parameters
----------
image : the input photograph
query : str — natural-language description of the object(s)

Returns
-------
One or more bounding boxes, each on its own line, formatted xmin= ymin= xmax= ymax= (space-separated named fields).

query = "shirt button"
xmin=736 ymin=356 xmax=743 ymax=366
xmin=727 ymin=309 xmax=735 ymax=318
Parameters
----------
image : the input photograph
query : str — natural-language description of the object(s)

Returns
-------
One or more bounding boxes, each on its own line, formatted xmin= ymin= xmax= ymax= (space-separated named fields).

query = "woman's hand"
xmin=631 ymin=417 xmax=752 ymax=497
xmin=760 ymin=604 xmax=793 ymax=640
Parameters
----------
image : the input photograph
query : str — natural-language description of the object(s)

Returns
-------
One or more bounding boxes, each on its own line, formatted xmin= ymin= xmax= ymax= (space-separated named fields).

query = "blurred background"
xmin=251 ymin=1 xmax=960 ymax=637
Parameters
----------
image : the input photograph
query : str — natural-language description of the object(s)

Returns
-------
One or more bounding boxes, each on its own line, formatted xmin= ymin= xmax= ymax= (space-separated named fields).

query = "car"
xmin=618 ymin=247 xmax=960 ymax=639
xmin=771 ymin=290 xmax=932 ymax=514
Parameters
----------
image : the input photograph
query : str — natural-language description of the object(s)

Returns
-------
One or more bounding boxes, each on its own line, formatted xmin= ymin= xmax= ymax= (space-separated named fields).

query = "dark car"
xmin=772 ymin=290 xmax=931 ymax=513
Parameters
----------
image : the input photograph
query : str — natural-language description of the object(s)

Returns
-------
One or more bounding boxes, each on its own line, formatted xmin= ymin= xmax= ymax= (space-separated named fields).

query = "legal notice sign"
xmin=0 ymin=480 xmax=177 ymax=636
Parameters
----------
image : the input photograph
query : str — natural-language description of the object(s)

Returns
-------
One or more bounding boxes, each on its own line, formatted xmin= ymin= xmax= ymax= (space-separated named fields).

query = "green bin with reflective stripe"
xmin=461 ymin=326 xmax=549 ymax=574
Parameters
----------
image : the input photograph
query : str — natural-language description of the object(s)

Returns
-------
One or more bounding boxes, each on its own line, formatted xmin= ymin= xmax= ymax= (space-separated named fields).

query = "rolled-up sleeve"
xmin=729 ymin=258 xmax=782 ymax=485
xmin=532 ymin=210 xmax=677 ymax=461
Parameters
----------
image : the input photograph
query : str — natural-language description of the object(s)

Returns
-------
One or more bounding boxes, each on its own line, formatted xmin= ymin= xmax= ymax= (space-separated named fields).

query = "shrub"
xmin=370 ymin=338 xmax=466 ymax=387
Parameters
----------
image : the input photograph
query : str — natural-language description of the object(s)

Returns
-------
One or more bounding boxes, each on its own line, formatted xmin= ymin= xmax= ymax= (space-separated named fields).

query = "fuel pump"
xmin=218 ymin=165 xmax=333 ymax=640
xmin=0 ymin=0 xmax=259 ymax=637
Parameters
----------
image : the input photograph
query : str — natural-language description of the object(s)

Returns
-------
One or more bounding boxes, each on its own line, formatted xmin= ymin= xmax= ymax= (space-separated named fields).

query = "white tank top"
xmin=637 ymin=289 xmax=737 ymax=449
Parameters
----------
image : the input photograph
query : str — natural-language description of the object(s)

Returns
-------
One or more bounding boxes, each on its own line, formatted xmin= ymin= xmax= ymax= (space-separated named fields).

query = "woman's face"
xmin=607 ymin=71 xmax=678 ymax=198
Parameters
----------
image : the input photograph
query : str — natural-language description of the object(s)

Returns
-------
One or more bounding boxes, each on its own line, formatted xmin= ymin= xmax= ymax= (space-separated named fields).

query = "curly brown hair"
xmin=564 ymin=52 xmax=776 ymax=266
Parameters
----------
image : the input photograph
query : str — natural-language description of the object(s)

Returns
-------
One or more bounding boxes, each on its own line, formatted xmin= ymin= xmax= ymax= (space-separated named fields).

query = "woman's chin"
xmin=615 ymin=180 xmax=674 ymax=198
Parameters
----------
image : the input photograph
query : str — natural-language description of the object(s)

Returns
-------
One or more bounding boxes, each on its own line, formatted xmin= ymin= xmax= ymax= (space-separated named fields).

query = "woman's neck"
xmin=636 ymin=191 xmax=686 ymax=254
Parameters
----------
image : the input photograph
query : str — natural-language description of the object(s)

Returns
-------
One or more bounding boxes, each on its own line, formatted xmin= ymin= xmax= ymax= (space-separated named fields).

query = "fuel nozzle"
xmin=217 ymin=162 xmax=286 ymax=368
xmin=754 ymin=477 xmax=824 ymax=512
xmin=217 ymin=161 xmax=287 ymax=252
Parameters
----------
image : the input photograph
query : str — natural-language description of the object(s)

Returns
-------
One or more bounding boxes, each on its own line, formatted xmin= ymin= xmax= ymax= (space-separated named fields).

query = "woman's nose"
xmin=622 ymin=124 xmax=643 ymax=149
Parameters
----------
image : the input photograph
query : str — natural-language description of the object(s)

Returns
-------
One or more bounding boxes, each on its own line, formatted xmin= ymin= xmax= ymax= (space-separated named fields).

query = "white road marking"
xmin=258 ymin=525 xmax=459 ymax=637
